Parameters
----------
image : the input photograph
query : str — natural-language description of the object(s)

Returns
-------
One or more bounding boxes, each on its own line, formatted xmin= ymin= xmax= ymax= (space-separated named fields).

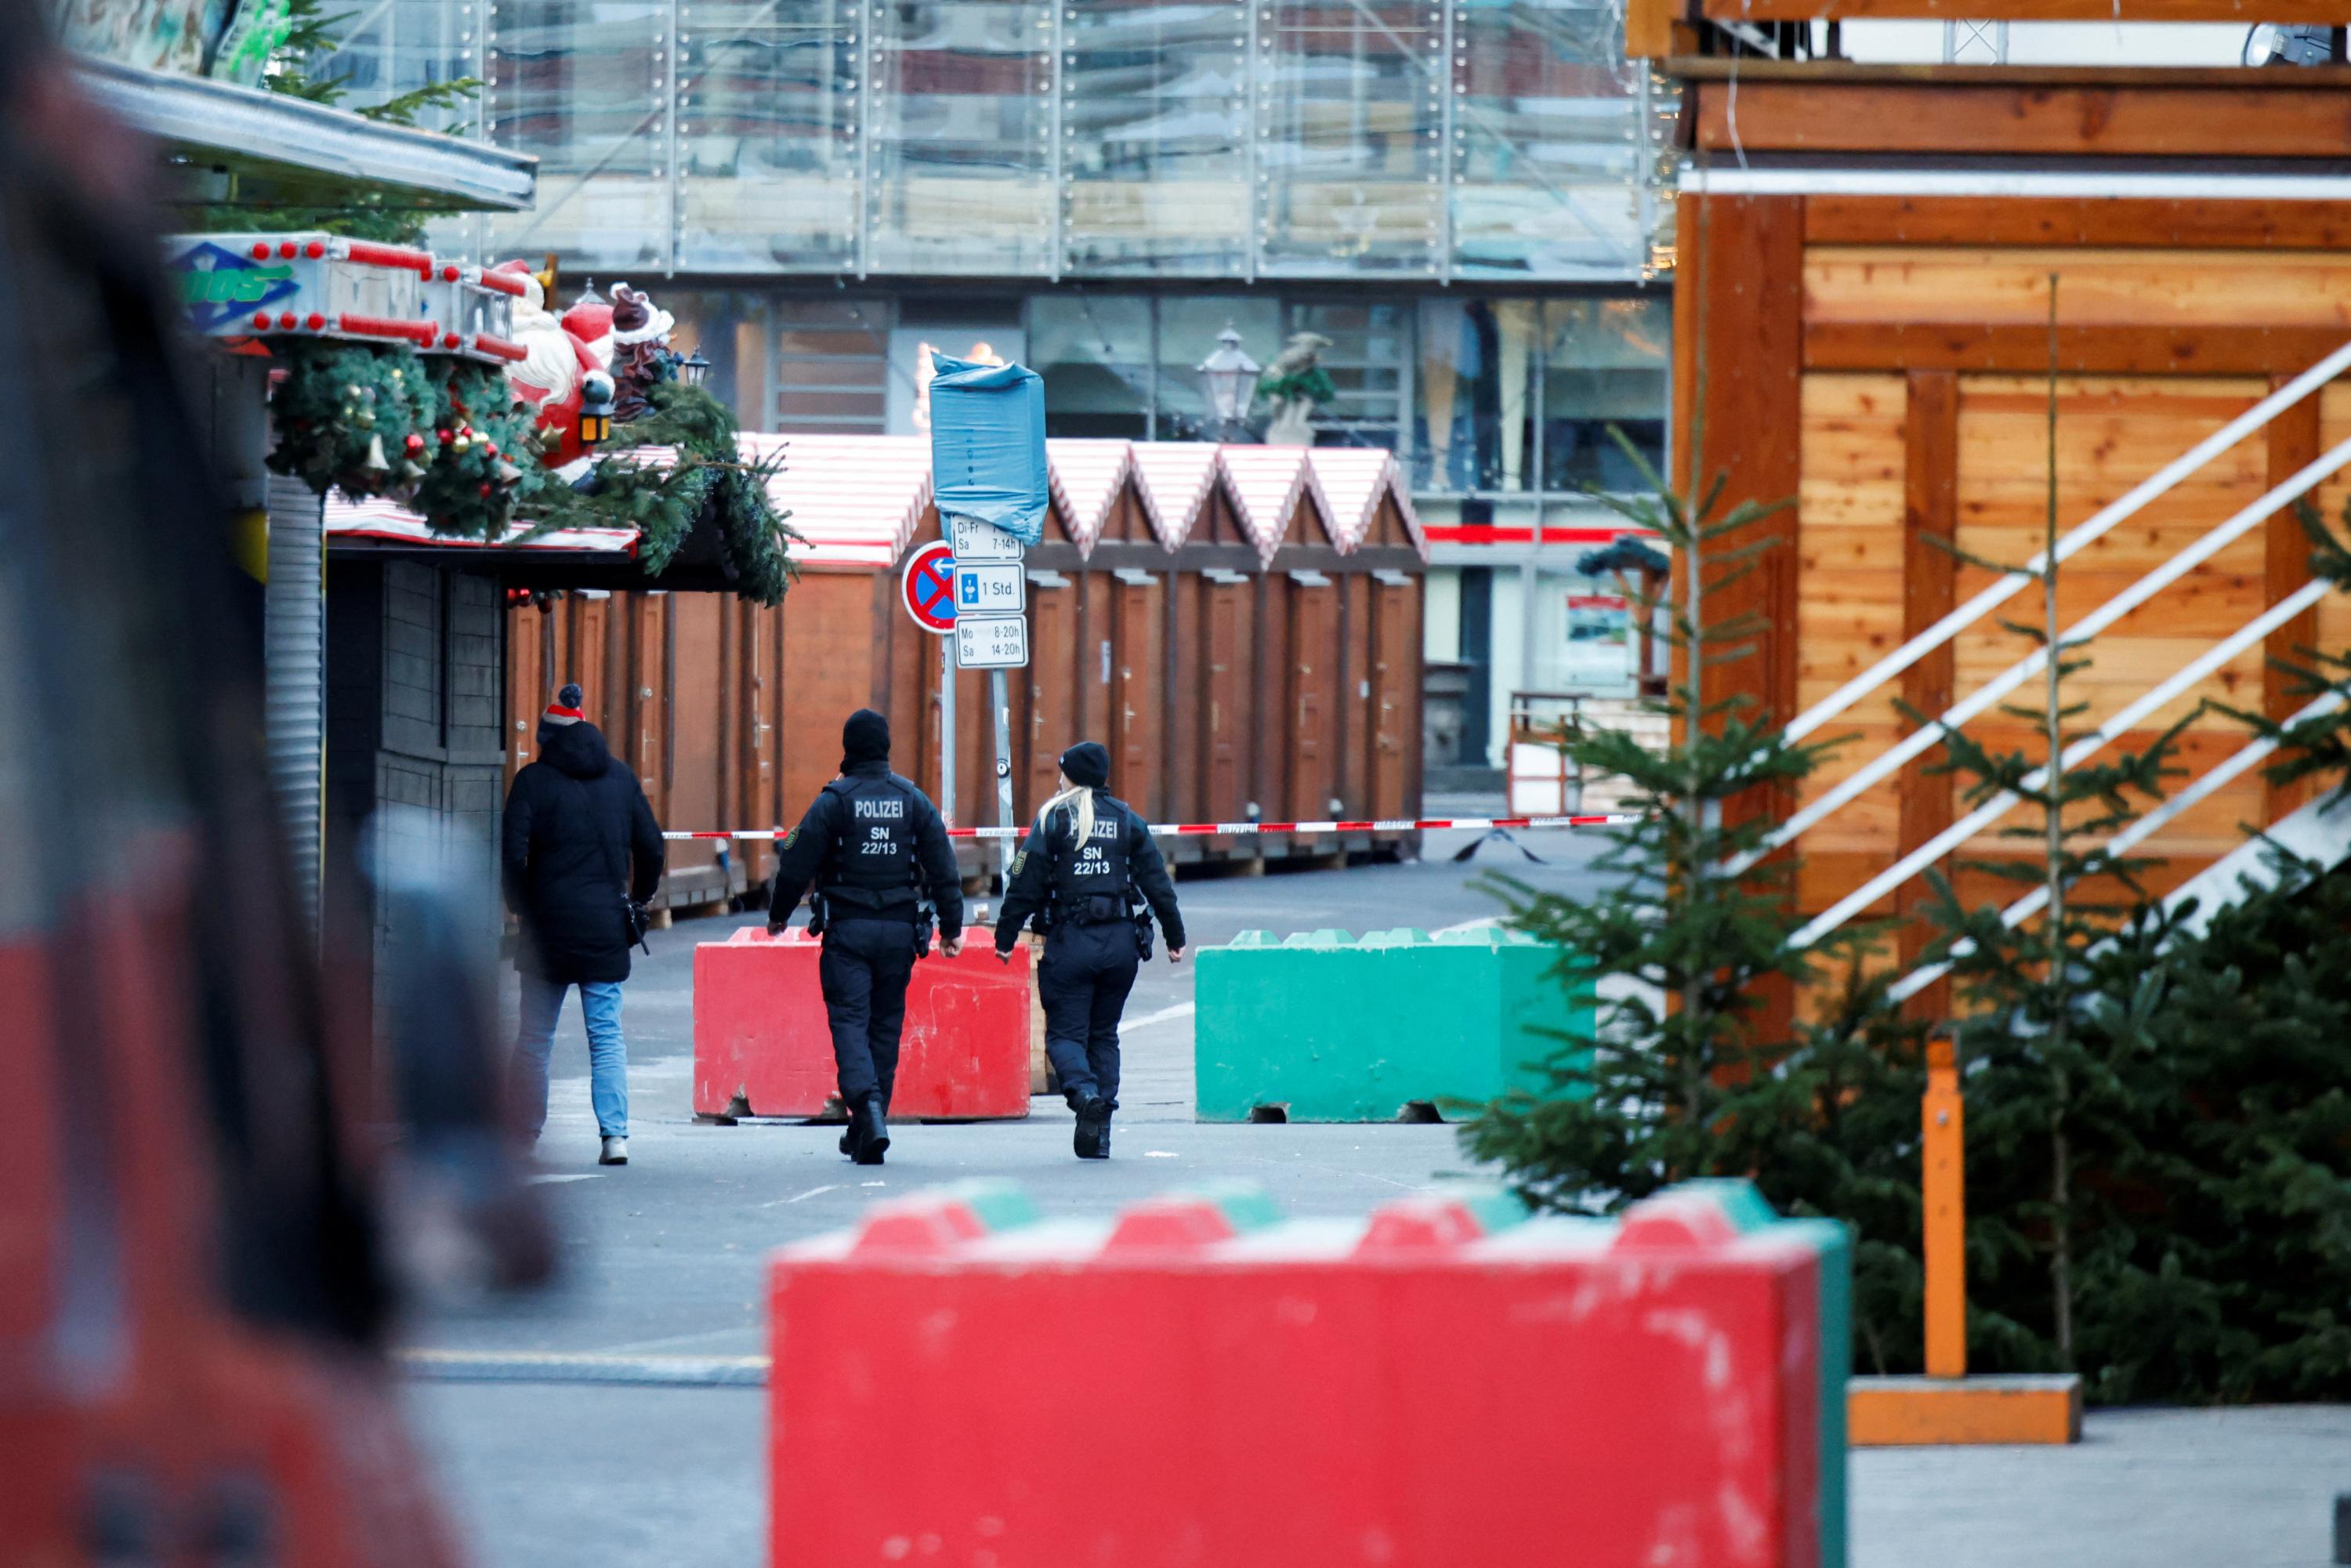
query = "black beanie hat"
xmin=1060 ymin=741 xmax=1110 ymax=789
xmin=842 ymin=708 xmax=891 ymax=769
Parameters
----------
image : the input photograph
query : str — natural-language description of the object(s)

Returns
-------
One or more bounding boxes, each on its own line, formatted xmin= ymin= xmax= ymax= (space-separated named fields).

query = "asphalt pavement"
xmin=397 ymin=822 xmax=2350 ymax=1568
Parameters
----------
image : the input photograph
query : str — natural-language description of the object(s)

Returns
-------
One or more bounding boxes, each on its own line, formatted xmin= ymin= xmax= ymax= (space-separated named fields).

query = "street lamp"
xmin=678 ymin=349 xmax=711 ymax=389
xmin=1195 ymin=324 xmax=1259 ymax=440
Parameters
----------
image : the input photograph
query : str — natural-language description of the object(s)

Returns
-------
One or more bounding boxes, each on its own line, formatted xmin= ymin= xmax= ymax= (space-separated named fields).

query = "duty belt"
xmin=1062 ymin=892 xmax=1132 ymax=925
xmin=819 ymin=884 xmax=918 ymax=914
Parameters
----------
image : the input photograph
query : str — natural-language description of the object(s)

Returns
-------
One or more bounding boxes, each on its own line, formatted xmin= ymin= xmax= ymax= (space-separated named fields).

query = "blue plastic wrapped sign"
xmin=929 ymin=354 xmax=1049 ymax=547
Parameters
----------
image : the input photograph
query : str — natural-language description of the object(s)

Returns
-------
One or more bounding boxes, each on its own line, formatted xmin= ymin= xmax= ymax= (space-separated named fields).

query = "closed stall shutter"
xmin=265 ymin=473 xmax=324 ymax=937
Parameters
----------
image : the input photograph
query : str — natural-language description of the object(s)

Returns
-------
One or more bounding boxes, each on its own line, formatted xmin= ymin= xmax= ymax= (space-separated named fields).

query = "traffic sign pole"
xmin=992 ymin=670 xmax=1015 ymax=889
xmin=941 ymin=639 xmax=956 ymax=828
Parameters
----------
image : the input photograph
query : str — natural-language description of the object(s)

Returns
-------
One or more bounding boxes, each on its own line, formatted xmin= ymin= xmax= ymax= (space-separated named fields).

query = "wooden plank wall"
xmin=499 ymin=459 xmax=1429 ymax=893
xmin=1686 ymin=186 xmax=2351 ymax=1002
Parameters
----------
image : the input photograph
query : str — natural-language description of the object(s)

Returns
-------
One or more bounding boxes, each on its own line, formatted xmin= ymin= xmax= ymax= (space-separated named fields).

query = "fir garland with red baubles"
xmin=261 ymin=302 xmax=799 ymax=603
xmin=264 ymin=341 xmax=433 ymax=498
xmin=409 ymin=359 xmax=540 ymax=539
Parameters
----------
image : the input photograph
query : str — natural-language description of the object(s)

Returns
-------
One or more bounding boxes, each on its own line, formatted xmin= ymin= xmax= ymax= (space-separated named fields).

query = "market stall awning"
xmin=1218 ymin=444 xmax=1336 ymax=565
xmin=744 ymin=433 xmax=933 ymax=571
xmin=324 ymin=494 xmax=637 ymax=556
xmin=1302 ymin=447 xmax=1427 ymax=558
xmin=80 ymin=56 xmax=536 ymax=213
xmin=1128 ymin=443 xmax=1221 ymax=551
xmin=1045 ymin=438 xmax=1134 ymax=554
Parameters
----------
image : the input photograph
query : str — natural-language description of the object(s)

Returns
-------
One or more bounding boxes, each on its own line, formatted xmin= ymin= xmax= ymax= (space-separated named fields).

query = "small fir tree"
xmin=1455 ymin=408 xmax=1930 ymax=1360
xmin=1912 ymin=288 xmax=2191 ymax=1367
xmin=2091 ymin=853 xmax=2351 ymax=1402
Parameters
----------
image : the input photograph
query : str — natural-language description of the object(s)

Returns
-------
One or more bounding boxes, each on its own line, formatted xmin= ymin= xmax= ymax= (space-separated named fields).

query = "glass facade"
xmin=371 ymin=0 xmax=1668 ymax=282
xmin=654 ymin=288 xmax=1666 ymax=499
xmin=676 ymin=0 xmax=862 ymax=272
xmin=483 ymin=0 xmax=669 ymax=272
xmin=1063 ymin=3 xmax=1252 ymax=277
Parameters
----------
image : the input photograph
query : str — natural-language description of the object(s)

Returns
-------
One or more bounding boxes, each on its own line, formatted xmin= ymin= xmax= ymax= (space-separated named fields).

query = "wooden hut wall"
xmin=1181 ymin=483 xmax=1264 ymax=852
xmin=1363 ymin=491 xmax=1426 ymax=824
xmin=1100 ymin=486 xmax=1170 ymax=822
xmin=1263 ymin=479 xmax=1364 ymax=846
xmin=1672 ymin=71 xmax=2351 ymax=983
xmin=775 ymin=571 xmax=886 ymax=834
xmin=501 ymin=444 xmax=1426 ymax=894
xmin=507 ymin=588 xmax=790 ymax=906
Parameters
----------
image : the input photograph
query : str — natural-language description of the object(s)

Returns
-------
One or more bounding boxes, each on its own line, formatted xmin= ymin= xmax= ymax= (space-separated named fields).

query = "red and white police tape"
xmin=662 ymin=813 xmax=1637 ymax=843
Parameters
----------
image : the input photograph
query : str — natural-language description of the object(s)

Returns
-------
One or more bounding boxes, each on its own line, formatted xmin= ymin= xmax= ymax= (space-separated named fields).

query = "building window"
xmin=1030 ymin=296 xmax=1154 ymax=440
xmin=486 ymin=0 xmax=669 ymax=271
xmin=677 ymin=0 xmax=862 ymax=273
xmin=663 ymin=290 xmax=772 ymax=429
xmin=771 ymin=298 xmax=893 ymax=433
xmin=1415 ymin=299 xmax=1538 ymax=491
xmin=866 ymin=0 xmax=1057 ymax=277
xmin=1449 ymin=2 xmax=1650 ymax=280
xmin=1539 ymin=296 xmax=1668 ymax=492
xmin=472 ymin=0 xmax=1675 ymax=285
xmin=1153 ymin=296 xmax=1283 ymax=441
xmin=1286 ymin=300 xmax=1407 ymax=451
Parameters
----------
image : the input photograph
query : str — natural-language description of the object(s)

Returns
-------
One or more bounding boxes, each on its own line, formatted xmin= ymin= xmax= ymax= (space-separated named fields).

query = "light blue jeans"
xmin=512 ymin=972 xmax=629 ymax=1140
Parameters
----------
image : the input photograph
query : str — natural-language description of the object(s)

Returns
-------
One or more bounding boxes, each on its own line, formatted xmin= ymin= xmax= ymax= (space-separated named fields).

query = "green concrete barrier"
xmin=1193 ymin=925 xmax=1593 ymax=1122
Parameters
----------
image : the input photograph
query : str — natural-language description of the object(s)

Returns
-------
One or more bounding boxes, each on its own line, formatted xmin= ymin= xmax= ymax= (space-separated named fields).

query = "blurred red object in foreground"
xmin=0 ymin=34 xmax=540 ymax=1568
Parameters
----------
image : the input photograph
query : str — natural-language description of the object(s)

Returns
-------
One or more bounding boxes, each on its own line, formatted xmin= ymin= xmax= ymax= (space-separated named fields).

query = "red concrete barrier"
xmin=770 ymin=1180 xmax=1849 ymax=1568
xmin=692 ymin=929 xmax=1032 ymax=1121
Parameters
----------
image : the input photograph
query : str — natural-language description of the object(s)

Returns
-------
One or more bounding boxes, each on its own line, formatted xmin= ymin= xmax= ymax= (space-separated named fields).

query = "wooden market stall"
xmin=502 ymin=433 xmax=933 ymax=910
xmin=497 ymin=436 xmax=1430 ymax=900
xmin=1219 ymin=445 xmax=1430 ymax=862
xmin=1648 ymin=6 xmax=2351 ymax=997
xmin=1136 ymin=444 xmax=1255 ymax=840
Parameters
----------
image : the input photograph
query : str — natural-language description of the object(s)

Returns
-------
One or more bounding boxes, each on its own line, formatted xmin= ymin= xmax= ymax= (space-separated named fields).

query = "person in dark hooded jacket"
xmin=766 ymin=708 xmax=963 ymax=1166
xmin=502 ymin=684 xmax=665 ymax=1165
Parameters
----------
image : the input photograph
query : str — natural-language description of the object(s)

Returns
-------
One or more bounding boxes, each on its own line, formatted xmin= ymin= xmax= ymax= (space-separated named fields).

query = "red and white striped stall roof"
xmin=745 ymin=433 xmax=933 ymax=572
xmin=1216 ymin=444 xmax=1336 ymax=564
xmin=1043 ymin=438 xmax=1134 ymax=554
xmin=1304 ymin=447 xmax=1427 ymax=559
xmin=1128 ymin=442 xmax=1222 ymax=550
xmin=322 ymin=492 xmax=640 ymax=554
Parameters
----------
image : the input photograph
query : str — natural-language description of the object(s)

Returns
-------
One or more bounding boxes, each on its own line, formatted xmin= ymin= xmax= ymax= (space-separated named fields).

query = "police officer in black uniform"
xmin=766 ymin=708 xmax=964 ymax=1164
xmin=994 ymin=741 xmax=1183 ymax=1159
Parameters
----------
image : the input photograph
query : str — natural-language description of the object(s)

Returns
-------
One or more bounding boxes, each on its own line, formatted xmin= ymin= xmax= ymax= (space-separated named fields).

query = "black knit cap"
xmin=1060 ymin=741 xmax=1110 ymax=789
xmin=842 ymin=708 xmax=891 ymax=769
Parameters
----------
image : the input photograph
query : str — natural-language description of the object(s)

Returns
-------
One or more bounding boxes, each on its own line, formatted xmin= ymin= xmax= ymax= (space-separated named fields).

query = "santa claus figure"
xmin=603 ymin=282 xmax=678 ymax=421
xmin=492 ymin=259 xmax=614 ymax=473
xmin=560 ymin=287 xmax=614 ymax=373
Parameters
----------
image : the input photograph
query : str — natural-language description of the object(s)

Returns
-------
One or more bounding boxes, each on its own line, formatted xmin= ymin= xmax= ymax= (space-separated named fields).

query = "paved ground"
xmin=404 ymin=1388 xmax=2351 ymax=1568
xmin=397 ymin=820 xmax=2350 ymax=1568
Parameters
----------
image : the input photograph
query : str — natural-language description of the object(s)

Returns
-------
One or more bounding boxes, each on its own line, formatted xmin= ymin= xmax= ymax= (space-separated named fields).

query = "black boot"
xmin=851 ymin=1092 xmax=890 ymax=1165
xmin=1072 ymin=1092 xmax=1110 ymax=1161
